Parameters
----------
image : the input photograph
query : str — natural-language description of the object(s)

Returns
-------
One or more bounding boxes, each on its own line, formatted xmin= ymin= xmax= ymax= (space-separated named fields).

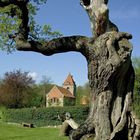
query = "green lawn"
xmin=0 ymin=122 xmax=68 ymax=140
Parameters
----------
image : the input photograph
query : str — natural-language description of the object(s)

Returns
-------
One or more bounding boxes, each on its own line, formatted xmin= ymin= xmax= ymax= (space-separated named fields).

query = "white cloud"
xmin=28 ymin=72 xmax=38 ymax=81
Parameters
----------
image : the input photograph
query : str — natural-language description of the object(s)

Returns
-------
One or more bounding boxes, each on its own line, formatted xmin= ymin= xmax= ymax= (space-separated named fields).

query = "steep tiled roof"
xmin=63 ymin=74 xmax=75 ymax=86
xmin=57 ymin=86 xmax=75 ymax=98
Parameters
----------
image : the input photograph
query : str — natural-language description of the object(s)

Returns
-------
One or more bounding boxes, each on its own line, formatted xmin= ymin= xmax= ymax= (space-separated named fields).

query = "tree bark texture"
xmin=0 ymin=0 xmax=138 ymax=140
xmin=69 ymin=32 xmax=135 ymax=140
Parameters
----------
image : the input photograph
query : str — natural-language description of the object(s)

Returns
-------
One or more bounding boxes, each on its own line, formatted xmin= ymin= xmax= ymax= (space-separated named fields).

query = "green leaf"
xmin=0 ymin=0 xmax=62 ymax=52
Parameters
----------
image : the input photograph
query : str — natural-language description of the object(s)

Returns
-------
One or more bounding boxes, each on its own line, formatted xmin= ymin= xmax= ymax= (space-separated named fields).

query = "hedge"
xmin=2 ymin=106 xmax=89 ymax=127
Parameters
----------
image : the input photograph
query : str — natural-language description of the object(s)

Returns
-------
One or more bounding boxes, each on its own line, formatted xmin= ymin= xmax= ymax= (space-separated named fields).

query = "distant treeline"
xmin=0 ymin=69 xmax=90 ymax=108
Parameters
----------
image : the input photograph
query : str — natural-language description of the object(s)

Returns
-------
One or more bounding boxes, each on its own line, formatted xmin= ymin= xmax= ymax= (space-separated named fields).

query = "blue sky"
xmin=0 ymin=0 xmax=140 ymax=86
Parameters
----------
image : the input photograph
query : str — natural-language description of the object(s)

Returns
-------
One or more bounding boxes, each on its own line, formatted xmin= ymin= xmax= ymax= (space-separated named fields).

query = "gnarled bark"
xmin=14 ymin=35 xmax=90 ymax=57
xmin=69 ymin=32 xmax=135 ymax=140
xmin=80 ymin=0 xmax=118 ymax=37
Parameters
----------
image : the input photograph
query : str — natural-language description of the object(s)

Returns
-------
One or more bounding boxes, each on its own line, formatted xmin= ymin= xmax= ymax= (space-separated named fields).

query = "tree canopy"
xmin=133 ymin=57 xmax=140 ymax=95
xmin=0 ymin=70 xmax=34 ymax=108
xmin=0 ymin=69 xmax=55 ymax=108
xmin=0 ymin=0 xmax=62 ymax=52
xmin=132 ymin=57 xmax=140 ymax=118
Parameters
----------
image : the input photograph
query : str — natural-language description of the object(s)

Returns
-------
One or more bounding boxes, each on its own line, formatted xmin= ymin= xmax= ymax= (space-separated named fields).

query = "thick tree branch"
xmin=0 ymin=1 xmax=91 ymax=57
xmin=14 ymin=35 xmax=90 ymax=57
xmin=0 ymin=0 xmax=28 ymax=7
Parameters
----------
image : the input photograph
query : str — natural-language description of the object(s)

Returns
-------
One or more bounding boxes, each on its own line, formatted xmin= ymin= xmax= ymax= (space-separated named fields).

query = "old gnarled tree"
xmin=0 ymin=0 xmax=138 ymax=140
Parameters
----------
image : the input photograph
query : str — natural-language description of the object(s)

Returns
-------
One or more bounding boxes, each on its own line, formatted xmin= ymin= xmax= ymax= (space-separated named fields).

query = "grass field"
xmin=0 ymin=122 xmax=68 ymax=140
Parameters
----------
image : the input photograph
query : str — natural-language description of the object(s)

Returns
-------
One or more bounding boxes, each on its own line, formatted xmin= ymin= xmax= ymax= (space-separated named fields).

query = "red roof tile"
xmin=57 ymin=86 xmax=75 ymax=98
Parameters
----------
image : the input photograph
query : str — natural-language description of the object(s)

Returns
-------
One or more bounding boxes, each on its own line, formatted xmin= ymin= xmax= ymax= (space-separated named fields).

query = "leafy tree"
xmin=40 ymin=75 xmax=53 ymax=96
xmin=28 ymin=84 xmax=44 ymax=107
xmin=28 ymin=75 xmax=54 ymax=108
xmin=36 ymin=75 xmax=54 ymax=107
xmin=0 ymin=70 xmax=54 ymax=108
xmin=0 ymin=70 xmax=34 ymax=108
xmin=0 ymin=0 xmax=62 ymax=52
xmin=76 ymin=83 xmax=90 ymax=106
xmin=76 ymin=86 xmax=85 ymax=105
xmin=83 ymin=82 xmax=91 ymax=97
xmin=40 ymin=75 xmax=53 ymax=85
xmin=30 ymin=83 xmax=54 ymax=107
xmin=0 ymin=0 xmax=136 ymax=139
xmin=133 ymin=57 xmax=140 ymax=95
xmin=132 ymin=57 xmax=140 ymax=117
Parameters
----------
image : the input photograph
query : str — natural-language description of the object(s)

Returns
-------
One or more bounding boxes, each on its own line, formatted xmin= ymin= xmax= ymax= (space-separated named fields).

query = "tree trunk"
xmin=88 ymin=37 xmax=134 ymax=140
xmin=69 ymin=32 xmax=135 ymax=140
xmin=69 ymin=1 xmax=136 ymax=139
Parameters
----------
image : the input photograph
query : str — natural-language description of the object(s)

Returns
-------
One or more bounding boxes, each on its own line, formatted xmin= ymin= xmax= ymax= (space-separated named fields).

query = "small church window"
xmin=50 ymin=99 xmax=53 ymax=103
xmin=51 ymin=98 xmax=59 ymax=103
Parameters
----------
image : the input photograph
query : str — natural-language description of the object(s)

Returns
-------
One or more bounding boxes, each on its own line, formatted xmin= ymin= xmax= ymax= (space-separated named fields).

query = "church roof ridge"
xmin=63 ymin=73 xmax=75 ymax=86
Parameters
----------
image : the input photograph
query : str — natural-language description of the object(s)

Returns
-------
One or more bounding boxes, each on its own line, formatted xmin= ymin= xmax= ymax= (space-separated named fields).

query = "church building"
xmin=46 ymin=74 xmax=76 ymax=107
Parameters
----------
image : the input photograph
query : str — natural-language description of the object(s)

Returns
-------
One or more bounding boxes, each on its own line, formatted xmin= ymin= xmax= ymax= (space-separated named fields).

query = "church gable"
xmin=47 ymin=86 xmax=63 ymax=99
xmin=63 ymin=73 xmax=75 ymax=86
xmin=46 ymin=86 xmax=64 ymax=107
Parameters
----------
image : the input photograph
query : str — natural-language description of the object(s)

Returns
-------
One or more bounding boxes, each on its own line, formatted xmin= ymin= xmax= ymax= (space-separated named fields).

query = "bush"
xmin=133 ymin=93 xmax=140 ymax=118
xmin=0 ymin=106 xmax=6 ymax=121
xmin=3 ymin=106 xmax=89 ymax=127
xmin=132 ymin=57 xmax=140 ymax=118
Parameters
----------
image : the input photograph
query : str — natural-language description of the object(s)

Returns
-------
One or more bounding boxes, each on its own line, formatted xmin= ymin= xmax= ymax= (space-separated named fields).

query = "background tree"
xmin=76 ymin=82 xmax=90 ymax=105
xmin=40 ymin=75 xmax=54 ymax=100
xmin=0 ymin=0 xmax=136 ymax=140
xmin=133 ymin=57 xmax=140 ymax=95
xmin=30 ymin=76 xmax=54 ymax=107
xmin=0 ymin=0 xmax=62 ymax=52
xmin=0 ymin=70 xmax=34 ymax=108
xmin=28 ymin=84 xmax=44 ymax=107
xmin=132 ymin=57 xmax=140 ymax=117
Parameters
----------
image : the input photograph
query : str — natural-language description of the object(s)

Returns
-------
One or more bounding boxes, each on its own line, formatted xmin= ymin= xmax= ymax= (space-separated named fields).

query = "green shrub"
xmin=133 ymin=93 xmax=140 ymax=118
xmin=0 ymin=106 xmax=6 ymax=121
xmin=3 ymin=106 xmax=89 ymax=127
